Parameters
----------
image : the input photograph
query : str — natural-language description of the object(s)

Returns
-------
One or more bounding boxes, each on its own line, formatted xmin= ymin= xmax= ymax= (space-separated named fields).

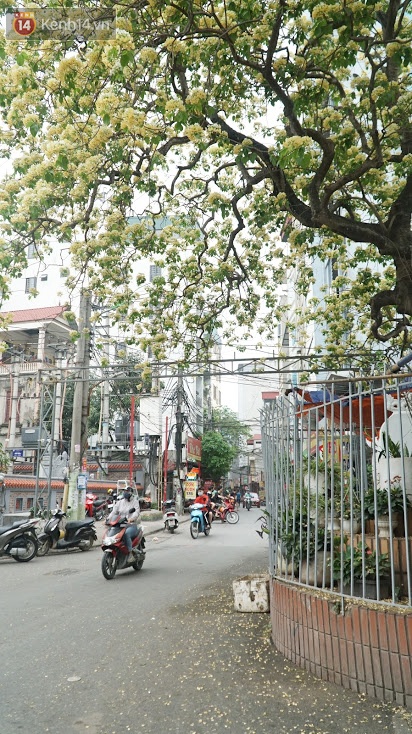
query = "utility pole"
xmin=175 ymin=366 xmax=184 ymax=513
xmin=101 ymin=313 xmax=111 ymax=478
xmin=67 ymin=290 xmax=91 ymax=520
xmin=129 ymin=394 xmax=135 ymax=484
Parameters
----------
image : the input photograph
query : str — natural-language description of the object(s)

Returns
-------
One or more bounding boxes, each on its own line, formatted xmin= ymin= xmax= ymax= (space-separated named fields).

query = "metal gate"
xmin=261 ymin=375 xmax=412 ymax=607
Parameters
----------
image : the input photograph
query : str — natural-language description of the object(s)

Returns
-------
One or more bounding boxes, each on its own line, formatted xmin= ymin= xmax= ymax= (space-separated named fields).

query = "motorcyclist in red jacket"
xmin=195 ymin=488 xmax=214 ymax=527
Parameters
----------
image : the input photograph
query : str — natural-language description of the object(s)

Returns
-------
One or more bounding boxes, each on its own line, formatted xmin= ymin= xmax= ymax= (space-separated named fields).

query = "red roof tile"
xmin=0 ymin=306 xmax=66 ymax=324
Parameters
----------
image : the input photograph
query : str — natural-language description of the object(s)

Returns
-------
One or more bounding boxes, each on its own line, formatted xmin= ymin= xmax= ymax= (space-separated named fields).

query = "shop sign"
xmin=184 ymin=480 xmax=198 ymax=499
xmin=187 ymin=436 xmax=202 ymax=463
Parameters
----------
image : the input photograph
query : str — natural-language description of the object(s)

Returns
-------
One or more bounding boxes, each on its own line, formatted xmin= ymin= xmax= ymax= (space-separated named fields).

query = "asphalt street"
xmin=1 ymin=509 xmax=412 ymax=734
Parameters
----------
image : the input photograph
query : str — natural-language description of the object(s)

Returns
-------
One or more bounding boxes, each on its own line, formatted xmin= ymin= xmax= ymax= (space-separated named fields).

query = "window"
xmin=26 ymin=497 xmax=33 ymax=510
xmin=40 ymin=274 xmax=48 ymax=282
xmin=25 ymin=277 xmax=37 ymax=293
xmin=27 ymin=243 xmax=36 ymax=259
xmin=15 ymin=497 xmax=23 ymax=511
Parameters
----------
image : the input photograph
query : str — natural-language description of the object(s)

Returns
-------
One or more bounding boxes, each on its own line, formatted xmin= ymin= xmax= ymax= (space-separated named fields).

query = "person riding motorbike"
xmin=106 ymin=487 xmax=141 ymax=561
xmin=194 ymin=488 xmax=214 ymax=527
xmin=244 ymin=490 xmax=252 ymax=509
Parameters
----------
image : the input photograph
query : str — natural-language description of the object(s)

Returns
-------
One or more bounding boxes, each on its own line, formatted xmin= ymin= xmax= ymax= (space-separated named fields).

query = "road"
xmin=1 ymin=510 xmax=411 ymax=734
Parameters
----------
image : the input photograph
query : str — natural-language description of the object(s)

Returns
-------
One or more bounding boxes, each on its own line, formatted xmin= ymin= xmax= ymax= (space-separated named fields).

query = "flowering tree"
xmin=0 ymin=1 xmax=411 ymax=362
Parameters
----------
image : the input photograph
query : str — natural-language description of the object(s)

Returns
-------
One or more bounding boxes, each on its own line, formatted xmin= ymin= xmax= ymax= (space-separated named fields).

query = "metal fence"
xmin=261 ymin=375 xmax=412 ymax=607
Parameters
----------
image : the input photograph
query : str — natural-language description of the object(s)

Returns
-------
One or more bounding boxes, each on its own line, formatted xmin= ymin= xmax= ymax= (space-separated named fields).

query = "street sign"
xmin=12 ymin=449 xmax=24 ymax=458
xmin=77 ymin=474 xmax=87 ymax=490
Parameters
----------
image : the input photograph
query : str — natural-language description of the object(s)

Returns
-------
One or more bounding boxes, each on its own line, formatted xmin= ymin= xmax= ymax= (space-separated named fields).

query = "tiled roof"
xmin=6 ymin=476 xmax=135 ymax=491
xmin=0 ymin=306 xmax=66 ymax=324
xmin=13 ymin=461 xmax=143 ymax=475
xmin=6 ymin=477 xmax=64 ymax=489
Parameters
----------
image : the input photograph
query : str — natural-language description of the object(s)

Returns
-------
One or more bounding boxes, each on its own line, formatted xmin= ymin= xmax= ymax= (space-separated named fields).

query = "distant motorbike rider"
xmin=107 ymin=487 xmax=140 ymax=562
xmin=244 ymin=490 xmax=252 ymax=508
xmin=195 ymin=488 xmax=214 ymax=527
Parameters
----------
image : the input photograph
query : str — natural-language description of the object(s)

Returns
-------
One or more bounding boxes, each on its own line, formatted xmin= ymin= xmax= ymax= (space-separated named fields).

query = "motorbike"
xmin=0 ymin=517 xmax=39 ymax=562
xmin=107 ymin=492 xmax=119 ymax=516
xmin=215 ymin=499 xmax=239 ymax=524
xmin=245 ymin=496 xmax=252 ymax=511
xmin=101 ymin=515 xmax=146 ymax=580
xmin=139 ymin=496 xmax=152 ymax=511
xmin=162 ymin=499 xmax=179 ymax=533
xmin=85 ymin=492 xmax=109 ymax=521
xmin=189 ymin=503 xmax=211 ymax=539
xmin=36 ymin=507 xmax=97 ymax=556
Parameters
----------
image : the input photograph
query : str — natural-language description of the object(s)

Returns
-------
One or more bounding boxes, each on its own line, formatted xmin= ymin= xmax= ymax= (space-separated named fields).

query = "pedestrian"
xmin=236 ymin=489 xmax=241 ymax=508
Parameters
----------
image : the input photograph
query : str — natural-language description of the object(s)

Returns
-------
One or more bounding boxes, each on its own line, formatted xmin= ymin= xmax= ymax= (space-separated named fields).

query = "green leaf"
xmin=120 ymin=50 xmax=134 ymax=68
xmin=57 ymin=153 xmax=68 ymax=170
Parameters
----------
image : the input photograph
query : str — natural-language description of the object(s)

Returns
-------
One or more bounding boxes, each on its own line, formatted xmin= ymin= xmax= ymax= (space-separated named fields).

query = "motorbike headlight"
xmin=103 ymin=535 xmax=118 ymax=546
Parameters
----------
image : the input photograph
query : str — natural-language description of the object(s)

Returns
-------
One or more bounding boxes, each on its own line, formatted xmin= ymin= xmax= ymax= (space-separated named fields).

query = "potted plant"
xmin=331 ymin=540 xmax=390 ymax=599
xmin=337 ymin=491 xmax=362 ymax=534
xmin=303 ymin=457 xmax=341 ymax=495
xmin=278 ymin=509 xmax=332 ymax=586
xmin=376 ymin=433 xmax=412 ymax=498
xmin=378 ymin=434 xmax=410 ymax=459
xmin=364 ymin=478 xmax=411 ymax=536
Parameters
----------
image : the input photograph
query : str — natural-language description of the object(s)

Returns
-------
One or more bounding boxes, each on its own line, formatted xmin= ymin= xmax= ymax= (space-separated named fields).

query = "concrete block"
xmin=233 ymin=574 xmax=270 ymax=613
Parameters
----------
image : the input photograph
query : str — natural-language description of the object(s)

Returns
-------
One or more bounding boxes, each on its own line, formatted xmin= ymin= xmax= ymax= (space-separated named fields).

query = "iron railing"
xmin=261 ymin=374 xmax=412 ymax=607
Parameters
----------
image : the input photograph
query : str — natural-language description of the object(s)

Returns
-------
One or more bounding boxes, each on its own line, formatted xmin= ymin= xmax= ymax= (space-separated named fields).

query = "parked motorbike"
xmin=106 ymin=491 xmax=119 ymax=516
xmin=101 ymin=516 xmax=146 ymax=580
xmin=0 ymin=517 xmax=39 ymax=562
xmin=215 ymin=499 xmax=239 ymax=524
xmin=85 ymin=491 xmax=97 ymax=517
xmin=85 ymin=492 xmax=109 ymax=521
xmin=139 ymin=496 xmax=152 ymax=511
xmin=36 ymin=507 xmax=97 ymax=556
xmin=189 ymin=503 xmax=211 ymax=539
xmin=162 ymin=499 xmax=179 ymax=533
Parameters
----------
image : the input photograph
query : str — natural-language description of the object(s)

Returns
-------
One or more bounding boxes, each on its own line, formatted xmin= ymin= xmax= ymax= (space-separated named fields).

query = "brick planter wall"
xmin=270 ymin=578 xmax=412 ymax=708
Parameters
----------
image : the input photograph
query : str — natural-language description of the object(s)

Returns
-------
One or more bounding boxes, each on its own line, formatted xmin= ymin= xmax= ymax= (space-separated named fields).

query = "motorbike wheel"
xmin=190 ymin=520 xmax=199 ymax=539
xmin=204 ymin=524 xmax=210 ymax=536
xmin=95 ymin=509 xmax=105 ymax=521
xmin=168 ymin=524 xmax=175 ymax=534
xmin=36 ymin=537 xmax=51 ymax=557
xmin=14 ymin=536 xmax=38 ymax=562
xmin=227 ymin=511 xmax=239 ymax=524
xmin=132 ymin=558 xmax=144 ymax=571
xmin=101 ymin=551 xmax=117 ymax=579
xmin=79 ymin=537 xmax=95 ymax=551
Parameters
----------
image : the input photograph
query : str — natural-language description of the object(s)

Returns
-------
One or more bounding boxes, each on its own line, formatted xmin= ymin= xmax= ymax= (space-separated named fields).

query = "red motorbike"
xmin=215 ymin=498 xmax=239 ymax=524
xmin=85 ymin=492 xmax=109 ymax=521
xmin=101 ymin=516 xmax=146 ymax=580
